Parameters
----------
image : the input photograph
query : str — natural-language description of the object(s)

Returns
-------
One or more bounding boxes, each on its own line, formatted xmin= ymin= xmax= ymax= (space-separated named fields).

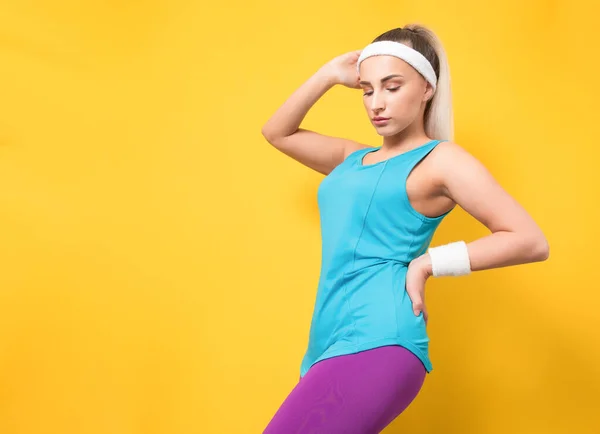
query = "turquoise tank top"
xmin=299 ymin=139 xmax=453 ymax=378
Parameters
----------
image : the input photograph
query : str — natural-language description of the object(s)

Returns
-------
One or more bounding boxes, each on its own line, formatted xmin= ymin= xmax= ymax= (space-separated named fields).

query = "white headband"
xmin=357 ymin=41 xmax=437 ymax=92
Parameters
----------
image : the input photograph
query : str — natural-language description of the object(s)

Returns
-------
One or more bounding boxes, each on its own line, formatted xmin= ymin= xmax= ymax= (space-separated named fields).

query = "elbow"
xmin=261 ymin=126 xmax=273 ymax=142
xmin=261 ymin=127 xmax=279 ymax=146
xmin=261 ymin=120 xmax=278 ymax=142
xmin=261 ymin=127 xmax=288 ymax=148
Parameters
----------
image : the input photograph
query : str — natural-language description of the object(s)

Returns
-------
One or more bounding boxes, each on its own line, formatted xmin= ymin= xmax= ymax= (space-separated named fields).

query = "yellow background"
xmin=0 ymin=1 xmax=598 ymax=433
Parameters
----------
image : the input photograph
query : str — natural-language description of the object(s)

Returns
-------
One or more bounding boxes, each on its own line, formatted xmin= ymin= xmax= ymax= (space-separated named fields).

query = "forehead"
xmin=358 ymin=55 xmax=416 ymax=80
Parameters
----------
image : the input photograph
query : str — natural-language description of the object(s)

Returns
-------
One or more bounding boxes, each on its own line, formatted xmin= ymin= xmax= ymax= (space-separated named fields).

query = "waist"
xmin=349 ymin=257 xmax=410 ymax=272
xmin=318 ymin=257 xmax=410 ymax=292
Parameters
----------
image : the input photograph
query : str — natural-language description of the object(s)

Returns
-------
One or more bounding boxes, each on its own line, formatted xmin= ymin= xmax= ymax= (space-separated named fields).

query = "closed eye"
xmin=363 ymin=87 xmax=401 ymax=97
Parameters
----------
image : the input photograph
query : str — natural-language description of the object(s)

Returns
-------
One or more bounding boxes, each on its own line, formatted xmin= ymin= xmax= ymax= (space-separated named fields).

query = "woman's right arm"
xmin=261 ymin=52 xmax=369 ymax=176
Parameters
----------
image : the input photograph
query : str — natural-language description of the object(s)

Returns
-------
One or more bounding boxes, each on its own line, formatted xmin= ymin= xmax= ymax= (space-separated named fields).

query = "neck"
xmin=381 ymin=110 xmax=431 ymax=152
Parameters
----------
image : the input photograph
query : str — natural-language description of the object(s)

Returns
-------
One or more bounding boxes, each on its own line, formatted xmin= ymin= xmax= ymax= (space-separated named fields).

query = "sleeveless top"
xmin=299 ymin=139 xmax=453 ymax=378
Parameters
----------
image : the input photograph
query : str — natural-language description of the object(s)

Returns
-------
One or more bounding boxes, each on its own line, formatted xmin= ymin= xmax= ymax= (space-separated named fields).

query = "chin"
xmin=374 ymin=126 xmax=402 ymax=137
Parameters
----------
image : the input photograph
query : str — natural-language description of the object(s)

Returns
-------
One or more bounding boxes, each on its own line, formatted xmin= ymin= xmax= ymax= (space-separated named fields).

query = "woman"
xmin=261 ymin=24 xmax=549 ymax=433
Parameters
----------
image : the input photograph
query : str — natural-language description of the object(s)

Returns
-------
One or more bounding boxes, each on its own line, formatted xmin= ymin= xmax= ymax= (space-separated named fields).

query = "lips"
xmin=372 ymin=117 xmax=391 ymax=126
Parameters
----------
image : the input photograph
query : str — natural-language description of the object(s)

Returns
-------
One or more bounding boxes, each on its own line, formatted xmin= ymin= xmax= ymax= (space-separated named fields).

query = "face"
xmin=358 ymin=54 xmax=434 ymax=136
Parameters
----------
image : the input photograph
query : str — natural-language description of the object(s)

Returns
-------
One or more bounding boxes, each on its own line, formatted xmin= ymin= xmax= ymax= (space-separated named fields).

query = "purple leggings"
xmin=263 ymin=345 xmax=426 ymax=434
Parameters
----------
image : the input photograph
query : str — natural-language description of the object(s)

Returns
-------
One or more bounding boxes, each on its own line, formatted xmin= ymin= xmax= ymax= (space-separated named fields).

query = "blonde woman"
xmin=261 ymin=24 xmax=549 ymax=433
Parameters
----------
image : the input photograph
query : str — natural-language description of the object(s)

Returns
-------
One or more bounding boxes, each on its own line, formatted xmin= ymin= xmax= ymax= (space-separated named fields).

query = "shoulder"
xmin=428 ymin=140 xmax=481 ymax=171
xmin=428 ymin=140 xmax=486 ymax=188
xmin=428 ymin=140 xmax=495 ymax=198
xmin=431 ymin=140 xmax=470 ymax=159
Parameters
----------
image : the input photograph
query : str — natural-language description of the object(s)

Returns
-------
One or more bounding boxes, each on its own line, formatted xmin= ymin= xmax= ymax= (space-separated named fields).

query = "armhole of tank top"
xmin=401 ymin=140 xmax=454 ymax=223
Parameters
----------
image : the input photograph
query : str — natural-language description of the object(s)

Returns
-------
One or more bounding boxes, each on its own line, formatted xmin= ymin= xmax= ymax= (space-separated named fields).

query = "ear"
xmin=423 ymin=82 xmax=435 ymax=102
xmin=423 ymin=81 xmax=435 ymax=102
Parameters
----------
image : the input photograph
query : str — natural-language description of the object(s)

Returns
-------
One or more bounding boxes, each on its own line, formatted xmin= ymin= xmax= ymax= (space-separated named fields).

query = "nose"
xmin=370 ymin=90 xmax=385 ymax=113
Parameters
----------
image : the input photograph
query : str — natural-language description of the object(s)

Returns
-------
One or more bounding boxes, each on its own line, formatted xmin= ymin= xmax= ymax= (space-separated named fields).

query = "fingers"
xmin=406 ymin=265 xmax=428 ymax=322
xmin=413 ymin=303 xmax=429 ymax=327
xmin=412 ymin=300 xmax=424 ymax=316
xmin=413 ymin=303 xmax=429 ymax=325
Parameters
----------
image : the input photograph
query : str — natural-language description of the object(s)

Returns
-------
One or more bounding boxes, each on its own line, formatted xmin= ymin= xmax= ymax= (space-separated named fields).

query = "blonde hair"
xmin=372 ymin=24 xmax=454 ymax=141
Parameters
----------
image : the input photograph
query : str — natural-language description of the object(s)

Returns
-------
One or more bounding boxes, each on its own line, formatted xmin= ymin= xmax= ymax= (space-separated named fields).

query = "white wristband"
xmin=428 ymin=241 xmax=472 ymax=277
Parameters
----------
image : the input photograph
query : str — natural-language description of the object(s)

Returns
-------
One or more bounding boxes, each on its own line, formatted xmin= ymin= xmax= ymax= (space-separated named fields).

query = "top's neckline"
xmin=357 ymin=140 xmax=440 ymax=168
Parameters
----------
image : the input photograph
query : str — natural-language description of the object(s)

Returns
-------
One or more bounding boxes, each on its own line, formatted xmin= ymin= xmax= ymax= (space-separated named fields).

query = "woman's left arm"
xmin=419 ymin=141 xmax=550 ymax=275
xmin=406 ymin=142 xmax=549 ymax=321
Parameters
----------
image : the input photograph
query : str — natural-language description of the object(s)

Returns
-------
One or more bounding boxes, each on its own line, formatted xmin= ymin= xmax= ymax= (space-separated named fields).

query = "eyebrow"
xmin=359 ymin=74 xmax=404 ymax=85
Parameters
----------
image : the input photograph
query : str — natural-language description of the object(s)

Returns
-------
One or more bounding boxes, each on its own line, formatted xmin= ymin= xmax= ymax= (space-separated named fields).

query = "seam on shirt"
xmin=400 ymin=220 xmax=424 ymax=337
xmin=406 ymin=218 xmax=425 ymax=263
xmin=344 ymin=161 xmax=387 ymax=345
xmin=351 ymin=162 xmax=387 ymax=270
